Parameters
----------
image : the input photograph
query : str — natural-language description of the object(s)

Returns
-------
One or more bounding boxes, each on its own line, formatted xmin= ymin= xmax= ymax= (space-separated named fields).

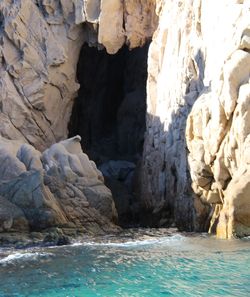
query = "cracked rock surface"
xmin=0 ymin=0 xmax=157 ymax=151
xmin=141 ymin=0 xmax=250 ymax=238
xmin=0 ymin=0 xmax=249 ymax=239
xmin=0 ymin=136 xmax=119 ymax=237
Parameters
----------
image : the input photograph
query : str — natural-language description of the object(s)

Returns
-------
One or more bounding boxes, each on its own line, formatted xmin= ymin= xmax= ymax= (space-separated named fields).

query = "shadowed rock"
xmin=0 ymin=136 xmax=119 ymax=237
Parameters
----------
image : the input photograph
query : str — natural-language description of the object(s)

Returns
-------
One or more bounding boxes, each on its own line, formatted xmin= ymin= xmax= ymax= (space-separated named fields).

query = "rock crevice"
xmin=0 ymin=0 xmax=249 ymax=239
xmin=0 ymin=0 xmax=158 ymax=151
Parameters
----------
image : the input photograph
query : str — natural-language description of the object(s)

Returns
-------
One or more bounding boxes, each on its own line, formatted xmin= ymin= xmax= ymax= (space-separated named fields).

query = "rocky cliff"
xmin=0 ymin=0 xmax=157 ymax=241
xmin=0 ymin=0 xmax=157 ymax=151
xmin=0 ymin=0 xmax=249 ymax=239
xmin=141 ymin=0 xmax=250 ymax=238
xmin=186 ymin=0 xmax=250 ymax=239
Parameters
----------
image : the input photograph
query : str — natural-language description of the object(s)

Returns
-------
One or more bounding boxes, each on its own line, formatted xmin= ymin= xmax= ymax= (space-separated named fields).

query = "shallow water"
xmin=0 ymin=230 xmax=249 ymax=297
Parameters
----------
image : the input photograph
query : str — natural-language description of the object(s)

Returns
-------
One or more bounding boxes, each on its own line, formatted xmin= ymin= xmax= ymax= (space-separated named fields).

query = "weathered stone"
xmin=0 ymin=0 xmax=249 ymax=240
xmin=140 ymin=0 xmax=209 ymax=231
xmin=0 ymin=0 xmax=157 ymax=151
xmin=0 ymin=136 xmax=119 ymax=236
xmin=98 ymin=0 xmax=125 ymax=54
xmin=141 ymin=0 xmax=250 ymax=238
xmin=0 ymin=196 xmax=28 ymax=232
xmin=124 ymin=0 xmax=157 ymax=49
xmin=185 ymin=1 xmax=250 ymax=238
xmin=17 ymin=144 xmax=43 ymax=172
xmin=0 ymin=170 xmax=68 ymax=230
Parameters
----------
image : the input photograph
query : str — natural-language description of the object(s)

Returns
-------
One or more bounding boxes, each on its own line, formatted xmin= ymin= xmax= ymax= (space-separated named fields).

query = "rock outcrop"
xmin=141 ymin=0 xmax=250 ymax=238
xmin=0 ymin=0 xmax=157 ymax=239
xmin=0 ymin=136 xmax=118 ymax=236
xmin=186 ymin=1 xmax=250 ymax=239
xmin=0 ymin=0 xmax=249 ymax=240
xmin=140 ymin=0 xmax=210 ymax=231
xmin=0 ymin=0 xmax=157 ymax=152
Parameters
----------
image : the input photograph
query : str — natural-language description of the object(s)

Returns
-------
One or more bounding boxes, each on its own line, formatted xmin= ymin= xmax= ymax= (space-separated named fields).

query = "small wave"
xmin=0 ymin=252 xmax=53 ymax=265
xmin=71 ymin=242 xmax=83 ymax=247
xmin=78 ymin=234 xmax=185 ymax=247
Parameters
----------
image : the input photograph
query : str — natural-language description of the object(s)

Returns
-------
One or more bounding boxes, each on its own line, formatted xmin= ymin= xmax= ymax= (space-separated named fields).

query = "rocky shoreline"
xmin=0 ymin=136 xmax=120 ymax=244
xmin=0 ymin=227 xmax=121 ymax=249
xmin=0 ymin=228 xmax=182 ymax=249
xmin=0 ymin=0 xmax=249 ymax=241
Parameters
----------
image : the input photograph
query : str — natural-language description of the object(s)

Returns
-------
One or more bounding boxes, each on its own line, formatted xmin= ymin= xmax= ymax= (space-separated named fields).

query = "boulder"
xmin=0 ymin=136 xmax=119 ymax=236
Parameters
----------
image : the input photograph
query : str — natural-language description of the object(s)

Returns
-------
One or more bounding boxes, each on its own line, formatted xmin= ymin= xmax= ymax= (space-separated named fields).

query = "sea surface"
xmin=0 ymin=229 xmax=249 ymax=297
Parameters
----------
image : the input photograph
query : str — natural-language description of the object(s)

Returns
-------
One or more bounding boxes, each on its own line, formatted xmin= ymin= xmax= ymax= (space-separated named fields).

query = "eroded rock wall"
xmin=0 ymin=0 xmax=249 ymax=239
xmin=0 ymin=0 xmax=157 ymax=239
xmin=0 ymin=0 xmax=157 ymax=151
xmin=186 ymin=1 xmax=250 ymax=239
xmin=0 ymin=0 xmax=84 ymax=151
xmin=0 ymin=135 xmax=118 ymax=237
xmin=141 ymin=0 xmax=250 ymax=237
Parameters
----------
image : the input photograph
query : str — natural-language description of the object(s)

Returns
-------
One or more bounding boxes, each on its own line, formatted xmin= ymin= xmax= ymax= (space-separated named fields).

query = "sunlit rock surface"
xmin=0 ymin=0 xmax=157 ymax=151
xmin=186 ymin=1 xmax=250 ymax=239
xmin=141 ymin=0 xmax=250 ymax=238
xmin=0 ymin=0 xmax=249 ymax=239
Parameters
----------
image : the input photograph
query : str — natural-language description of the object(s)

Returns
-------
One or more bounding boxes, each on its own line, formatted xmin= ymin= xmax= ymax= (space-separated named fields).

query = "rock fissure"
xmin=68 ymin=42 xmax=150 ymax=227
xmin=0 ymin=0 xmax=249 ymax=242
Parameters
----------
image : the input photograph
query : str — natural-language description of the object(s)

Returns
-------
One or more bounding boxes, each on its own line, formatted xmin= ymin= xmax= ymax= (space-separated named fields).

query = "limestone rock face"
xmin=141 ymin=0 xmax=250 ymax=237
xmin=0 ymin=136 xmax=118 ymax=234
xmin=0 ymin=0 xmax=157 ymax=152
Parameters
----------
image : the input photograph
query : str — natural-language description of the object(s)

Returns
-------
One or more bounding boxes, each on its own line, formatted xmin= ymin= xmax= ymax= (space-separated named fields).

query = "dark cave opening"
xmin=68 ymin=43 xmax=150 ymax=227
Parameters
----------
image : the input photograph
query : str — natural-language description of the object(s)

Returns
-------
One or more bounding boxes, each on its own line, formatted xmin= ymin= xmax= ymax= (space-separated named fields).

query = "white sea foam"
xmin=77 ymin=234 xmax=185 ymax=247
xmin=0 ymin=252 xmax=53 ymax=265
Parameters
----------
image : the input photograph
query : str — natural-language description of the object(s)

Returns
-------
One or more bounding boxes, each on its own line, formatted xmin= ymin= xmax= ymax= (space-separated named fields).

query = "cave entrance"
xmin=68 ymin=42 xmax=150 ymax=227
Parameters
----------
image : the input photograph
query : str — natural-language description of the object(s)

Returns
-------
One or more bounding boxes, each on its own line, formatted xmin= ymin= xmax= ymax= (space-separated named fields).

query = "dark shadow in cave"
xmin=68 ymin=42 xmax=150 ymax=227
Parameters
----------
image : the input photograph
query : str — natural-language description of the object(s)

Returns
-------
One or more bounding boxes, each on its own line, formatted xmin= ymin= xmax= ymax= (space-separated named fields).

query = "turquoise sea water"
xmin=0 ymin=231 xmax=249 ymax=297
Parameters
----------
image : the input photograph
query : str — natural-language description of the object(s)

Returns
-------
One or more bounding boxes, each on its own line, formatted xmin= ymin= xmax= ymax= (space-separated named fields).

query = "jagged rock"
xmin=124 ymin=0 xmax=158 ymax=49
xmin=0 ymin=136 xmax=119 ymax=236
xmin=98 ymin=0 xmax=125 ymax=54
xmin=0 ymin=0 xmax=157 ymax=152
xmin=185 ymin=1 xmax=250 ymax=238
xmin=0 ymin=170 xmax=68 ymax=230
xmin=42 ymin=136 xmax=118 ymax=223
xmin=0 ymin=0 xmax=249 ymax=240
xmin=140 ymin=0 xmax=209 ymax=231
xmin=140 ymin=0 xmax=250 ymax=238
xmin=0 ymin=0 xmax=156 ymax=237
